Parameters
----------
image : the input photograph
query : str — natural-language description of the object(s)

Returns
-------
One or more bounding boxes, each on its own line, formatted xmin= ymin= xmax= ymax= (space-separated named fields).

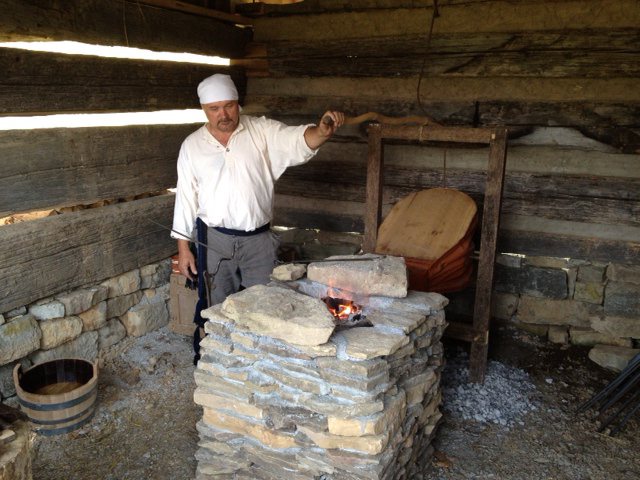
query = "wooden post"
xmin=468 ymin=128 xmax=508 ymax=383
xmin=363 ymin=124 xmax=383 ymax=253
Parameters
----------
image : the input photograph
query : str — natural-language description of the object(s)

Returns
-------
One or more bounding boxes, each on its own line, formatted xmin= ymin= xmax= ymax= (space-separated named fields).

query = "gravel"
xmin=441 ymin=350 xmax=539 ymax=428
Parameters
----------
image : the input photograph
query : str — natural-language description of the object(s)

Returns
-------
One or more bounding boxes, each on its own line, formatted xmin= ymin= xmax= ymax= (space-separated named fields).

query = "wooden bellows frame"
xmin=363 ymin=124 xmax=508 ymax=384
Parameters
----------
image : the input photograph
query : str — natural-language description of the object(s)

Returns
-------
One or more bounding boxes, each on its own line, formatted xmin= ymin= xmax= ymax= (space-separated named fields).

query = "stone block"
xmin=220 ymin=285 xmax=335 ymax=346
xmin=0 ymin=313 xmax=4 ymax=326
xmin=271 ymin=264 xmax=307 ymax=282
xmin=101 ymin=269 xmax=141 ymax=298
xmin=607 ymin=264 xmax=640 ymax=284
xmin=39 ymin=316 xmax=83 ymax=349
xmin=106 ymin=291 xmax=143 ymax=318
xmin=202 ymin=408 xmax=296 ymax=449
xmin=78 ymin=301 xmax=108 ymax=332
xmin=567 ymin=268 xmax=578 ymax=298
xmin=140 ymin=259 xmax=172 ymax=289
xmin=340 ymin=327 xmax=411 ymax=360
xmin=491 ymin=292 xmax=519 ymax=320
xmin=494 ymin=264 xmax=567 ymax=299
xmin=29 ymin=331 xmax=99 ymax=364
xmin=578 ymin=264 xmax=606 ymax=283
xmin=0 ymin=315 xmax=41 ymax=365
xmin=590 ymin=314 xmax=640 ymax=339
xmin=307 ymin=254 xmax=408 ymax=298
xmin=605 ymin=282 xmax=640 ymax=317
xmin=495 ymin=253 xmax=523 ymax=268
xmin=516 ymin=295 xmax=601 ymax=327
xmin=328 ymin=391 xmax=406 ymax=437
xmin=523 ymin=255 xmax=568 ymax=269
xmin=573 ymin=281 xmax=605 ymax=304
xmin=98 ymin=319 xmax=127 ymax=351
xmin=194 ymin=388 xmax=264 ymax=419
xmin=588 ymin=344 xmax=640 ymax=372
xmin=120 ymin=302 xmax=169 ymax=337
xmin=28 ymin=300 xmax=65 ymax=320
xmin=548 ymin=326 xmax=569 ymax=344
xmin=55 ymin=286 xmax=109 ymax=316
xmin=569 ymin=327 xmax=632 ymax=347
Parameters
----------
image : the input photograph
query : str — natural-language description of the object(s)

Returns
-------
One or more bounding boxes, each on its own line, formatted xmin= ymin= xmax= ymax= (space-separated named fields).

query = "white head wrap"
xmin=197 ymin=74 xmax=239 ymax=104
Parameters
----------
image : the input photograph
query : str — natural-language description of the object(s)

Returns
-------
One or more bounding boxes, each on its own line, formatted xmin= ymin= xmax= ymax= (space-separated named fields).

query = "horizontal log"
xmin=246 ymin=93 xmax=640 ymax=137
xmin=0 ymin=0 xmax=249 ymax=58
xmin=498 ymin=214 xmax=640 ymax=264
xmin=252 ymin=1 xmax=640 ymax=42
xmin=0 ymin=194 xmax=177 ymax=313
xmin=0 ymin=49 xmax=246 ymax=114
xmin=246 ymin=76 xmax=640 ymax=104
xmin=0 ymin=124 xmax=199 ymax=216
xmin=266 ymin=29 xmax=640 ymax=79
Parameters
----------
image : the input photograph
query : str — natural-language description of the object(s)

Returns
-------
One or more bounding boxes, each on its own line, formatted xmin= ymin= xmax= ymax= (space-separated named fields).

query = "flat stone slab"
xmin=219 ymin=285 xmax=336 ymax=346
xmin=339 ymin=327 xmax=410 ymax=359
xmin=307 ymin=254 xmax=408 ymax=298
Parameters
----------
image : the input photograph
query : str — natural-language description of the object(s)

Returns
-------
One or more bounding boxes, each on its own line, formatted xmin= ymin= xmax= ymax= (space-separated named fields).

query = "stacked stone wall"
xmin=0 ymin=259 xmax=172 ymax=407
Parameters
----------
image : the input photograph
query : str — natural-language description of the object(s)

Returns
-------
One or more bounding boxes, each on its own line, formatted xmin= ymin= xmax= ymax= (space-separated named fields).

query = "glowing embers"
xmin=323 ymin=296 xmax=370 ymax=328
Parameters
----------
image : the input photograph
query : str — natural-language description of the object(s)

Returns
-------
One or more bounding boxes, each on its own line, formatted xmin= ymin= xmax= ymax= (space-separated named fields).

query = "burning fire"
xmin=324 ymin=296 xmax=362 ymax=323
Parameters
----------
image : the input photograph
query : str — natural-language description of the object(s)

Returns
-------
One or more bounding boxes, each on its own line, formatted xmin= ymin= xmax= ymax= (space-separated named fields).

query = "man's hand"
xmin=304 ymin=110 xmax=344 ymax=149
xmin=177 ymin=239 xmax=197 ymax=281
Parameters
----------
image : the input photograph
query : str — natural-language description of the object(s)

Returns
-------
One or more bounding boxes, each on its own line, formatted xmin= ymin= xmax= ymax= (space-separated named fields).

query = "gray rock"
xmin=218 ymin=285 xmax=335 ymax=346
xmin=29 ymin=331 xmax=99 ymax=364
xmin=307 ymin=254 xmax=408 ymax=298
xmin=604 ymin=281 xmax=640 ymax=317
xmin=55 ymin=286 xmax=109 ymax=316
xmin=0 ymin=315 xmax=42 ymax=365
xmin=39 ymin=316 xmax=83 ymax=349
xmin=98 ymin=319 xmax=127 ymax=351
xmin=120 ymin=302 xmax=170 ymax=337
xmin=494 ymin=264 xmax=568 ymax=299
xmin=607 ymin=264 xmax=640 ymax=285
xmin=28 ymin=300 xmax=65 ymax=320
xmin=588 ymin=344 xmax=640 ymax=372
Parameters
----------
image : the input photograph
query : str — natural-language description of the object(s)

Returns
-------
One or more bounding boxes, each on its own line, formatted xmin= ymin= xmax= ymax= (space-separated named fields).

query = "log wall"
xmin=0 ymin=0 xmax=250 ymax=313
xmin=241 ymin=0 xmax=640 ymax=265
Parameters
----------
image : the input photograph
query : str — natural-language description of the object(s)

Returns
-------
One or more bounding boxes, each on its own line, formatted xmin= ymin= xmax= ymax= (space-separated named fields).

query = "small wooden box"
xmin=169 ymin=273 xmax=199 ymax=336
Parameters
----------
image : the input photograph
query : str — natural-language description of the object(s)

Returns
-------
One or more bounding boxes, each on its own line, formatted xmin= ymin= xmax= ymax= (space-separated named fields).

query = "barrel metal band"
xmin=18 ymin=385 xmax=97 ymax=411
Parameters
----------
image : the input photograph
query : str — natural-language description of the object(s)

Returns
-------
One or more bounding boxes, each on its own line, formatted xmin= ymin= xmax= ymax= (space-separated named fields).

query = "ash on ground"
xmin=441 ymin=350 xmax=539 ymax=428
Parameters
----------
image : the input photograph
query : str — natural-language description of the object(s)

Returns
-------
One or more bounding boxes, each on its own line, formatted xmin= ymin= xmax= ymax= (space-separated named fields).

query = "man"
xmin=171 ymin=73 xmax=344 ymax=305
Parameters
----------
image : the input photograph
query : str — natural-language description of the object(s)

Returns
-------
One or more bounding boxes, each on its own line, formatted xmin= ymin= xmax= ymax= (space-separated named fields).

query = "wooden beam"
xmin=132 ymin=0 xmax=253 ymax=25
xmin=468 ymin=128 xmax=508 ymax=383
xmin=0 ymin=124 xmax=196 ymax=216
xmin=363 ymin=124 xmax=383 ymax=253
xmin=0 ymin=195 xmax=177 ymax=314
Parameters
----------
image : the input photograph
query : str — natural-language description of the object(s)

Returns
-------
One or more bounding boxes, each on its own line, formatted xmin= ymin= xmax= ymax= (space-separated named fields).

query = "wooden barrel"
xmin=13 ymin=358 xmax=98 ymax=436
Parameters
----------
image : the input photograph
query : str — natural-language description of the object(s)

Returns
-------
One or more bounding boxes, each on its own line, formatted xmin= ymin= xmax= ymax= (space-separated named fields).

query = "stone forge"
xmin=193 ymin=255 xmax=448 ymax=480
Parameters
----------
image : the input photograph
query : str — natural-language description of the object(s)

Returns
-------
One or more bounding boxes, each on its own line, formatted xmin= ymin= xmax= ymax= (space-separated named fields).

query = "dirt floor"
xmin=28 ymin=324 xmax=640 ymax=480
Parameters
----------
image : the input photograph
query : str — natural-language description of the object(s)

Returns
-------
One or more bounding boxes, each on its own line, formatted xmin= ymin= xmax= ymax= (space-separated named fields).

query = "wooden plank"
xmin=0 ymin=195 xmax=177 ymax=313
xmin=0 ymin=0 xmax=249 ymax=58
xmin=0 ymin=49 xmax=246 ymax=114
xmin=380 ymin=125 xmax=493 ymax=144
xmin=469 ymin=128 xmax=508 ymax=383
xmin=363 ymin=124 xmax=383 ymax=253
xmin=0 ymin=124 xmax=198 ymax=216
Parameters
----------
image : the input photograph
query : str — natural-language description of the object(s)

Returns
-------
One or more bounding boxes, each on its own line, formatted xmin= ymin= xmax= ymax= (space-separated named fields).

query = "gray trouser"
xmin=205 ymin=227 xmax=280 ymax=305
